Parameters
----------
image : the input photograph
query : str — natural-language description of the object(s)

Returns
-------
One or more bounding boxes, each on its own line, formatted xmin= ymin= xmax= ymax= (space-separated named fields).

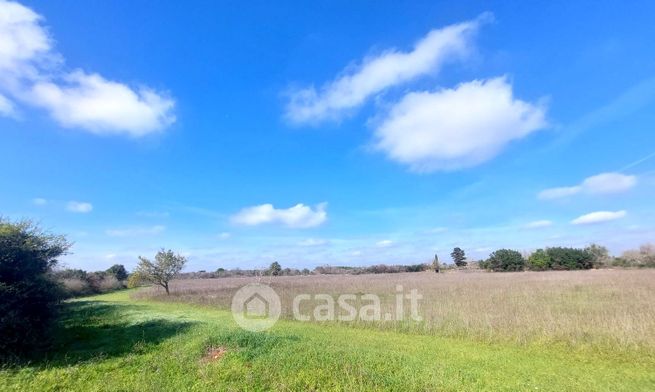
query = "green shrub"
xmin=127 ymin=273 xmax=143 ymax=288
xmin=545 ymin=247 xmax=594 ymax=270
xmin=0 ymin=219 xmax=70 ymax=360
xmin=527 ymin=249 xmax=551 ymax=271
xmin=485 ymin=249 xmax=525 ymax=272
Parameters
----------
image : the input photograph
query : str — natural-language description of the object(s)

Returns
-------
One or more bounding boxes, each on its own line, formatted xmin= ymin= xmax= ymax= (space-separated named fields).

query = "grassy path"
xmin=1 ymin=290 xmax=654 ymax=391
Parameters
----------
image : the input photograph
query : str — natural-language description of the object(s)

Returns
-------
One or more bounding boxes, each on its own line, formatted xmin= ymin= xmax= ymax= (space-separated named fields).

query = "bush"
xmin=527 ymin=249 xmax=551 ymax=271
xmin=53 ymin=268 xmax=127 ymax=298
xmin=620 ymin=244 xmax=655 ymax=268
xmin=585 ymin=244 xmax=611 ymax=267
xmin=545 ymin=247 xmax=594 ymax=270
xmin=106 ymin=264 xmax=128 ymax=281
xmin=127 ymin=273 xmax=143 ymax=288
xmin=486 ymin=249 xmax=525 ymax=272
xmin=60 ymin=277 xmax=94 ymax=297
xmin=0 ymin=219 xmax=70 ymax=360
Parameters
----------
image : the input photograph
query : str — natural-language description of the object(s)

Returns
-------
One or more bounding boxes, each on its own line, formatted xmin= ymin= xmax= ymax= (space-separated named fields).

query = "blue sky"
xmin=1 ymin=0 xmax=654 ymax=271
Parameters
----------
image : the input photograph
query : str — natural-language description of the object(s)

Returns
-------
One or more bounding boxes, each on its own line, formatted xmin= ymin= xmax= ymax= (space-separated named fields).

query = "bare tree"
xmin=136 ymin=249 xmax=186 ymax=295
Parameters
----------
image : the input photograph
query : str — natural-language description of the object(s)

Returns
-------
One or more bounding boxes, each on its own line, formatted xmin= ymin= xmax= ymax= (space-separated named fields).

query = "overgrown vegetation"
xmin=479 ymin=243 xmax=655 ymax=272
xmin=0 ymin=218 xmax=70 ymax=360
xmin=53 ymin=265 xmax=128 ymax=298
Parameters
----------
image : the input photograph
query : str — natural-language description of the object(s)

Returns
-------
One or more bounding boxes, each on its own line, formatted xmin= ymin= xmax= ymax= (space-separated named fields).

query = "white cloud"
xmin=30 ymin=71 xmax=175 ymax=136
xmin=0 ymin=93 xmax=15 ymax=116
xmin=231 ymin=203 xmax=327 ymax=228
xmin=538 ymin=186 xmax=582 ymax=200
xmin=0 ymin=0 xmax=175 ymax=135
xmin=285 ymin=13 xmax=491 ymax=123
xmin=376 ymin=240 xmax=394 ymax=248
xmin=298 ymin=238 xmax=329 ymax=247
xmin=106 ymin=225 xmax=166 ymax=237
xmin=66 ymin=201 xmax=93 ymax=213
xmin=539 ymin=172 xmax=637 ymax=200
xmin=374 ymin=77 xmax=547 ymax=171
xmin=525 ymin=220 xmax=553 ymax=229
xmin=218 ymin=232 xmax=231 ymax=240
xmin=571 ymin=210 xmax=626 ymax=225
xmin=582 ymin=172 xmax=637 ymax=194
xmin=32 ymin=197 xmax=47 ymax=206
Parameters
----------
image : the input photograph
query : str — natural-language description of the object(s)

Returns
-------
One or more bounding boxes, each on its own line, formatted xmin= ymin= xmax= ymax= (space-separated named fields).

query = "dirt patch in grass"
xmin=201 ymin=346 xmax=227 ymax=363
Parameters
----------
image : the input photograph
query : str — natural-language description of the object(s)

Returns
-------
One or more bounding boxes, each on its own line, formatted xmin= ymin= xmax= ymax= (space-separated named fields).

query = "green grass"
xmin=1 ymin=290 xmax=654 ymax=391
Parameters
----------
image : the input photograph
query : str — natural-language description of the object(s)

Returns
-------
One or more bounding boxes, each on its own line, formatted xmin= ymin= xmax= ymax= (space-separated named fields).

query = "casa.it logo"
xmin=231 ymin=283 xmax=281 ymax=332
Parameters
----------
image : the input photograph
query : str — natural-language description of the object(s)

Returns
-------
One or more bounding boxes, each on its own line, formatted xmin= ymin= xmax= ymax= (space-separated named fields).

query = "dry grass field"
xmin=136 ymin=269 xmax=655 ymax=352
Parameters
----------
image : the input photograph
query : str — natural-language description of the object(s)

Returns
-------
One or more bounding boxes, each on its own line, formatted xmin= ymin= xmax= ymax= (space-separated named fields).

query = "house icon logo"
xmin=231 ymin=283 xmax=281 ymax=331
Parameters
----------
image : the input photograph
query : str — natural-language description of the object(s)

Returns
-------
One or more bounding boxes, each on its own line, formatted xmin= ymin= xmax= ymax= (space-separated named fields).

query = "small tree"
xmin=486 ymin=249 xmax=525 ymax=272
xmin=433 ymin=254 xmax=440 ymax=273
xmin=106 ymin=264 xmax=128 ymax=281
xmin=451 ymin=247 xmax=467 ymax=267
xmin=585 ymin=244 xmax=610 ymax=267
xmin=136 ymin=249 xmax=186 ymax=295
xmin=268 ymin=261 xmax=282 ymax=276
xmin=527 ymin=249 xmax=551 ymax=271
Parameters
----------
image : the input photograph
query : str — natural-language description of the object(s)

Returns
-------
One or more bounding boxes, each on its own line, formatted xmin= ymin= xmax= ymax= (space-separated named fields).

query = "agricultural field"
xmin=3 ymin=269 xmax=654 ymax=391
xmin=140 ymin=269 xmax=655 ymax=351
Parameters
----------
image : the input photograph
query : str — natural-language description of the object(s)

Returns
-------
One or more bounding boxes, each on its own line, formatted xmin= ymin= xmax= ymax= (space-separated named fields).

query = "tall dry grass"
xmin=135 ymin=269 xmax=655 ymax=351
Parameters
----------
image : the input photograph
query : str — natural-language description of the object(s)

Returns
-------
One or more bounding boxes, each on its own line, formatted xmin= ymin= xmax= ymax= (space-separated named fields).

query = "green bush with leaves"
xmin=527 ymin=249 xmax=551 ymax=271
xmin=485 ymin=249 xmax=525 ymax=272
xmin=0 ymin=219 xmax=70 ymax=360
xmin=545 ymin=247 xmax=594 ymax=270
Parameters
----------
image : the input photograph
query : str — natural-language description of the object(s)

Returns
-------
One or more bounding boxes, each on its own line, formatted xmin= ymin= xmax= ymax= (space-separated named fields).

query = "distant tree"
xmin=527 ymin=249 xmax=551 ymax=271
xmin=486 ymin=249 xmax=525 ymax=272
xmin=451 ymin=247 xmax=467 ymax=267
xmin=585 ymin=244 xmax=610 ymax=267
xmin=433 ymin=254 xmax=441 ymax=273
xmin=545 ymin=247 xmax=594 ymax=270
xmin=0 ymin=218 xmax=71 ymax=359
xmin=268 ymin=261 xmax=282 ymax=276
xmin=135 ymin=249 xmax=186 ymax=295
xmin=106 ymin=264 xmax=128 ymax=281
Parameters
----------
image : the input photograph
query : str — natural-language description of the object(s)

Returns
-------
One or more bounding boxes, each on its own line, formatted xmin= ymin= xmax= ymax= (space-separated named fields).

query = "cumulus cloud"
xmin=106 ymin=225 xmax=166 ymax=237
xmin=0 ymin=0 xmax=175 ymax=135
xmin=231 ymin=203 xmax=327 ymax=228
xmin=525 ymin=220 xmax=553 ymax=229
xmin=571 ymin=210 xmax=626 ymax=225
xmin=285 ymin=13 xmax=491 ymax=123
xmin=67 ymin=201 xmax=93 ymax=213
xmin=30 ymin=71 xmax=175 ymax=136
xmin=539 ymin=172 xmax=637 ymax=200
xmin=373 ymin=77 xmax=547 ymax=171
